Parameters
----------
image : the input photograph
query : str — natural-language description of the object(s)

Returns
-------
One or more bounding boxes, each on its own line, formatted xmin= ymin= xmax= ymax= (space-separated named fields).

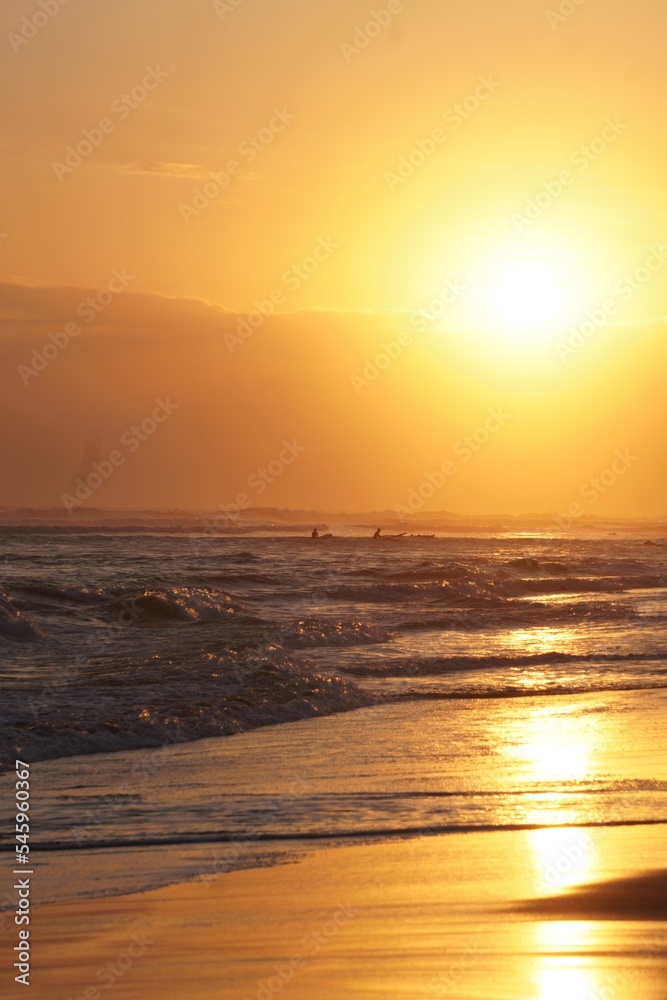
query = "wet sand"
xmin=518 ymin=868 xmax=667 ymax=921
xmin=4 ymin=822 xmax=667 ymax=1000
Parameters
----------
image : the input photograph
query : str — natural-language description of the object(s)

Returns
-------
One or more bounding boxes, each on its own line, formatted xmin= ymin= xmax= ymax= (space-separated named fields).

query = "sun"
xmin=485 ymin=257 xmax=571 ymax=332
xmin=461 ymin=238 xmax=596 ymax=346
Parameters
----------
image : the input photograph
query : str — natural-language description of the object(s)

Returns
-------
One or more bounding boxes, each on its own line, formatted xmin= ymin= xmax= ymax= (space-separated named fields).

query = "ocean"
xmin=1 ymin=529 xmax=667 ymax=904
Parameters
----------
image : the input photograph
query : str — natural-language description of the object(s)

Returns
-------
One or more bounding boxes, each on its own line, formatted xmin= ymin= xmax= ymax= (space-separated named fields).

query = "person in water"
xmin=312 ymin=527 xmax=319 ymax=539
xmin=373 ymin=528 xmax=382 ymax=539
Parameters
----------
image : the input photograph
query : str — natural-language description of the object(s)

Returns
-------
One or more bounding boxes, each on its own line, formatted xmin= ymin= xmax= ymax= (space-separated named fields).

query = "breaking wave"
xmin=0 ymin=587 xmax=42 ymax=641
xmin=0 ymin=651 xmax=374 ymax=769
xmin=2 ymin=530 xmax=665 ymax=768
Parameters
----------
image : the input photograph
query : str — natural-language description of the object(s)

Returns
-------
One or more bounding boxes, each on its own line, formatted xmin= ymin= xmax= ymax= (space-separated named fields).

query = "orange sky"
xmin=1 ymin=0 xmax=666 ymax=516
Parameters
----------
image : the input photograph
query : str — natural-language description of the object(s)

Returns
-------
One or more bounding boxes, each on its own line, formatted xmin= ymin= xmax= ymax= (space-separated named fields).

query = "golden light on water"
xmin=525 ymin=726 xmax=591 ymax=784
xmin=501 ymin=699 xmax=606 ymax=826
xmin=529 ymin=827 xmax=597 ymax=895
xmin=502 ymin=625 xmax=581 ymax=661
xmin=505 ymin=702 xmax=598 ymax=784
xmin=537 ymin=920 xmax=596 ymax=950
xmin=514 ymin=712 xmax=611 ymax=1000
xmin=533 ymin=957 xmax=601 ymax=1000
xmin=529 ymin=850 xmax=611 ymax=1000
xmin=531 ymin=922 xmax=630 ymax=1000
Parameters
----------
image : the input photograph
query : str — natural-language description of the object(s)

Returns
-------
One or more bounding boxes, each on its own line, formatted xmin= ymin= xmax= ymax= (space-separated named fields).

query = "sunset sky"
xmin=1 ymin=0 xmax=666 ymax=515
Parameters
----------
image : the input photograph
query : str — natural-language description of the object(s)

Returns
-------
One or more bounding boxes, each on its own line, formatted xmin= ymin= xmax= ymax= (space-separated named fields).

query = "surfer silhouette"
xmin=373 ymin=528 xmax=382 ymax=540
xmin=312 ymin=528 xmax=319 ymax=539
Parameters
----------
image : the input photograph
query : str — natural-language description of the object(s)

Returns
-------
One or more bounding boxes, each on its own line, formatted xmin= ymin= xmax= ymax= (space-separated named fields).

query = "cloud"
xmin=0 ymin=277 xmax=403 ymax=373
xmin=0 ymin=277 xmax=665 ymax=516
xmin=0 ymin=277 xmax=402 ymax=331
xmin=0 ymin=276 xmax=237 ymax=341
xmin=108 ymin=162 xmax=263 ymax=184
xmin=110 ymin=162 xmax=216 ymax=179
xmin=3 ymin=277 xmax=665 ymax=350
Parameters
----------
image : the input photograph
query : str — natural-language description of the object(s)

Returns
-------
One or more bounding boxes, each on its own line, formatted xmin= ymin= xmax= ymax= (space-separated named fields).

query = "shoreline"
xmin=4 ymin=823 xmax=667 ymax=999
xmin=3 ymin=675 xmax=667 ymax=775
xmin=3 ymin=687 xmax=667 ymax=913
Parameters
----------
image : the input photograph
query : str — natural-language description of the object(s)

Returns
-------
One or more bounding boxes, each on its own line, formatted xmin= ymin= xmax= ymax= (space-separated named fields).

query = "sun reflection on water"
xmin=502 ymin=626 xmax=582 ymax=659
xmin=518 ymin=707 xmax=612 ymax=999
xmin=533 ymin=958 xmax=601 ymax=1000
xmin=531 ymin=922 xmax=622 ymax=1000
xmin=501 ymin=698 xmax=607 ymax=847
xmin=504 ymin=699 xmax=602 ymax=785
xmin=529 ymin=827 xmax=597 ymax=895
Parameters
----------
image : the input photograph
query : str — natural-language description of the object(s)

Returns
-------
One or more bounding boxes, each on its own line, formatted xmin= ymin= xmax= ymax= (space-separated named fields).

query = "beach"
xmin=4 ymin=823 xmax=667 ymax=999
xmin=4 ymin=0 xmax=667 ymax=992
xmin=2 ymin=531 xmax=667 ymax=998
xmin=2 ymin=681 xmax=667 ymax=998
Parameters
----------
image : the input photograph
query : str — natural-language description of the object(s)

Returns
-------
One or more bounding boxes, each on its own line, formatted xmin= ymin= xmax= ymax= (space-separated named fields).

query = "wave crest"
xmin=0 ymin=587 xmax=42 ymax=641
